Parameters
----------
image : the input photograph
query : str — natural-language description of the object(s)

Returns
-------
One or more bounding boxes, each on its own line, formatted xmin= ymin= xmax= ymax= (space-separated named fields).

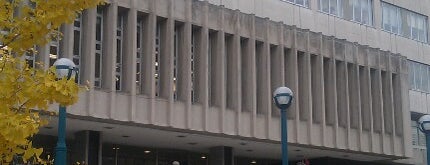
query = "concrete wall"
xmin=33 ymin=0 xmax=424 ymax=163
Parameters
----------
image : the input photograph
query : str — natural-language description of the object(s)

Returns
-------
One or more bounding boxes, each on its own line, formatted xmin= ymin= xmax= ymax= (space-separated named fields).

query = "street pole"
xmin=55 ymin=105 xmax=67 ymax=165
xmin=281 ymin=108 xmax=288 ymax=165
xmin=427 ymin=133 xmax=430 ymax=165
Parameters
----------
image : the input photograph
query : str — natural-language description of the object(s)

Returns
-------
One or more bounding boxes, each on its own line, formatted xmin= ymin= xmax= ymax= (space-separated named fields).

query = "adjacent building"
xmin=30 ymin=0 xmax=430 ymax=164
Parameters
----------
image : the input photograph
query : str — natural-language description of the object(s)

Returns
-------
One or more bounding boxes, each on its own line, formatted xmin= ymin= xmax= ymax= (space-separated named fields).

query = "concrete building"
xmin=30 ymin=0 xmax=430 ymax=164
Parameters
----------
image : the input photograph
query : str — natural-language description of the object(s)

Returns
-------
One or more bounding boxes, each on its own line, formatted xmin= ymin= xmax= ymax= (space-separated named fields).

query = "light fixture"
xmin=201 ymin=156 xmax=206 ymax=159
xmin=112 ymin=147 xmax=120 ymax=150
xmin=144 ymin=150 xmax=151 ymax=154
xmin=273 ymin=87 xmax=293 ymax=110
xmin=250 ymin=160 xmax=257 ymax=164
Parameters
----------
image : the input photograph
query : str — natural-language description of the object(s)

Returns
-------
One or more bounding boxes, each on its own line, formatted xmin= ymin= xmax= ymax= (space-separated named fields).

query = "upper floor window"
xmin=319 ymin=0 xmax=342 ymax=16
xmin=352 ymin=0 xmax=373 ymax=25
xmin=382 ymin=2 xmax=428 ymax=42
xmin=318 ymin=0 xmax=373 ymax=26
xmin=281 ymin=0 xmax=309 ymax=8
xmin=409 ymin=60 xmax=430 ymax=93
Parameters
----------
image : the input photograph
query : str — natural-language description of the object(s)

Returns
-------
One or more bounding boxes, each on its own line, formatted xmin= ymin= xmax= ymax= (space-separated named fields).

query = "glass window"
xmin=329 ymin=0 xmax=337 ymax=15
xmin=320 ymin=0 xmax=329 ymax=13
xmin=95 ymin=6 xmax=104 ymax=88
xmin=49 ymin=41 xmax=59 ymax=66
xmin=409 ymin=60 xmax=430 ymax=93
xmin=116 ymin=15 xmax=123 ymax=91
xmin=382 ymin=2 xmax=428 ymax=42
xmin=136 ymin=21 xmax=143 ymax=94
xmin=73 ymin=15 xmax=82 ymax=83
xmin=281 ymin=0 xmax=309 ymax=8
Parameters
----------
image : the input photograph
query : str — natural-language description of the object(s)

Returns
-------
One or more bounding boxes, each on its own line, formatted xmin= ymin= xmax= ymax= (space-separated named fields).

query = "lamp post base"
xmin=281 ymin=109 xmax=288 ymax=165
xmin=54 ymin=106 xmax=67 ymax=165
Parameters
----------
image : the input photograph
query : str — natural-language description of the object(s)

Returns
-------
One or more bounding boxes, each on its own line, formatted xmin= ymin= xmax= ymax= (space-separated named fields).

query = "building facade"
xmin=31 ymin=0 xmax=430 ymax=164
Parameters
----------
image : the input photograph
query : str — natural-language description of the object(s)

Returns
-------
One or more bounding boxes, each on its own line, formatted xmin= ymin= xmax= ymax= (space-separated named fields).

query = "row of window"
xmin=319 ymin=0 xmax=373 ymax=26
xmin=281 ymin=0 xmax=429 ymax=43
xmin=409 ymin=60 xmax=430 ymax=93
xmin=382 ymin=2 xmax=428 ymax=42
xmin=281 ymin=0 xmax=309 ymax=8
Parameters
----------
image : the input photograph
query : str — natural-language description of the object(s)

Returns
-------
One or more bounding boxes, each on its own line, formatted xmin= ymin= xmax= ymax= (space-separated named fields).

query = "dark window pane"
xmin=73 ymin=30 xmax=80 ymax=55
xmin=95 ymin=53 xmax=101 ymax=78
xmin=96 ymin=17 xmax=102 ymax=41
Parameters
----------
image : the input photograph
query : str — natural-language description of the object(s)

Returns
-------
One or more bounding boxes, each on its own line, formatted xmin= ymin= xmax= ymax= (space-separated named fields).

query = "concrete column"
xmin=270 ymin=22 xmax=285 ymax=117
xmin=232 ymin=10 xmax=242 ymax=134
xmin=141 ymin=6 xmax=157 ymax=123
xmin=72 ymin=131 xmax=102 ymax=165
xmin=103 ymin=3 xmax=117 ymax=91
xmin=163 ymin=0 xmax=175 ymax=126
xmin=260 ymin=19 xmax=272 ymax=138
xmin=249 ymin=15 xmax=257 ymax=137
xmin=177 ymin=24 xmax=192 ymax=102
xmin=81 ymin=8 xmax=96 ymax=116
xmin=142 ymin=13 xmax=156 ymax=97
xmin=159 ymin=19 xmax=174 ymax=100
xmin=176 ymin=0 xmax=192 ymax=128
xmin=194 ymin=1 xmax=210 ymax=131
xmin=81 ymin=8 xmax=96 ymax=87
xmin=298 ymin=52 xmax=311 ymax=122
xmin=59 ymin=24 xmax=74 ymax=59
xmin=123 ymin=4 xmax=137 ymax=121
xmin=209 ymin=146 xmax=233 ymax=165
xmin=36 ymin=45 xmax=50 ymax=70
xmin=311 ymin=55 xmax=324 ymax=124
xmin=123 ymin=7 xmax=137 ymax=94
xmin=285 ymin=27 xmax=299 ymax=142
xmin=399 ymin=56 xmax=412 ymax=157
xmin=226 ymin=32 xmax=241 ymax=111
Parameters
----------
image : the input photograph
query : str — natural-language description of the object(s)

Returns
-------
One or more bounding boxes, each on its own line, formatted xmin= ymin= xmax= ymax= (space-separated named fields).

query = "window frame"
xmin=281 ymin=0 xmax=310 ymax=9
xmin=381 ymin=1 xmax=428 ymax=43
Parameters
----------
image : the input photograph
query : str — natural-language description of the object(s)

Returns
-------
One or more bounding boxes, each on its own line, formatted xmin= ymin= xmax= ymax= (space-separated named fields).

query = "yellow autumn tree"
xmin=0 ymin=0 xmax=103 ymax=164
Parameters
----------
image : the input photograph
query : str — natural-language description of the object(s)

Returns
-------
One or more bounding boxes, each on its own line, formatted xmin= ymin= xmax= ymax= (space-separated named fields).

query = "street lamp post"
xmin=273 ymin=87 xmax=294 ymax=165
xmin=418 ymin=115 xmax=430 ymax=165
xmin=53 ymin=58 xmax=78 ymax=165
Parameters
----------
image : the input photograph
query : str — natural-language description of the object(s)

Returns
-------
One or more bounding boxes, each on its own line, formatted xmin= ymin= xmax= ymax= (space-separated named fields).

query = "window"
xmin=95 ymin=6 xmax=103 ymax=88
xmin=409 ymin=60 xmax=430 ymax=93
xmin=281 ymin=0 xmax=309 ymax=8
xmin=49 ymin=39 xmax=59 ymax=66
xmin=25 ymin=47 xmax=36 ymax=68
xmin=319 ymin=0 xmax=373 ymax=25
xmin=136 ymin=20 xmax=143 ymax=94
xmin=408 ymin=12 xmax=428 ymax=42
xmin=116 ymin=15 xmax=124 ymax=91
xmin=352 ymin=0 xmax=373 ymax=25
xmin=382 ymin=2 xmax=428 ymax=42
xmin=73 ymin=14 xmax=82 ymax=83
xmin=173 ymin=24 xmax=179 ymax=100
xmin=382 ymin=2 xmax=401 ymax=34
xmin=155 ymin=22 xmax=161 ymax=97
